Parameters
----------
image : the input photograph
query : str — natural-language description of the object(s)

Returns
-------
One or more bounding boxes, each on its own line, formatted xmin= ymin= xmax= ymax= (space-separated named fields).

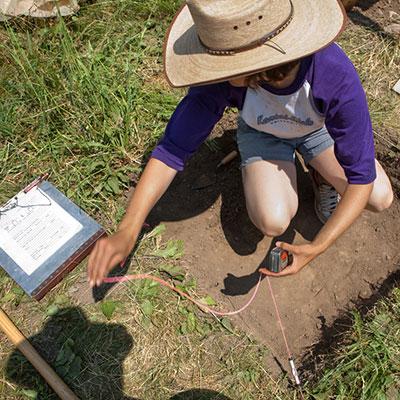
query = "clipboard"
xmin=0 ymin=175 xmax=106 ymax=300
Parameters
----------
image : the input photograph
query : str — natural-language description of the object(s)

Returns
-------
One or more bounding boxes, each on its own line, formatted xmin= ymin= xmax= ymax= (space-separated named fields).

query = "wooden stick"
xmin=217 ymin=150 xmax=238 ymax=169
xmin=0 ymin=308 xmax=79 ymax=400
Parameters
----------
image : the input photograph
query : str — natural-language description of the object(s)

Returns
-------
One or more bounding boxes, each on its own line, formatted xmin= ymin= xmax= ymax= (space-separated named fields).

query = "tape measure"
xmin=267 ymin=247 xmax=290 ymax=273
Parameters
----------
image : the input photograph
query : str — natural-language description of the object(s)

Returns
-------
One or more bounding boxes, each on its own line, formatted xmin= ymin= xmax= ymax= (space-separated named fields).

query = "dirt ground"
xmin=147 ymin=107 xmax=400 ymax=376
xmin=73 ymin=0 xmax=400 ymax=379
xmin=350 ymin=0 xmax=400 ymax=28
xmin=145 ymin=3 xmax=400 ymax=378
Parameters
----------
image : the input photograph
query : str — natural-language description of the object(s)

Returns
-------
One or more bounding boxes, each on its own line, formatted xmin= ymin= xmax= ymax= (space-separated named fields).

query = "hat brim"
xmin=164 ymin=0 xmax=347 ymax=87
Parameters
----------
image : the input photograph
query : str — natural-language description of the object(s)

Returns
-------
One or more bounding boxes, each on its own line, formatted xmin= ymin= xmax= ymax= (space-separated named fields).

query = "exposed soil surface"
xmin=148 ymin=109 xmax=400 ymax=377
xmin=350 ymin=0 xmax=400 ymax=29
xmin=74 ymin=0 xmax=400 ymax=379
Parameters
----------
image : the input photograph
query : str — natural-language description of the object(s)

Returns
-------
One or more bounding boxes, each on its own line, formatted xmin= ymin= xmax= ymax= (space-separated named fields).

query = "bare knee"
xmin=252 ymin=212 xmax=292 ymax=237
xmin=368 ymin=186 xmax=394 ymax=213
xmin=367 ymin=161 xmax=395 ymax=212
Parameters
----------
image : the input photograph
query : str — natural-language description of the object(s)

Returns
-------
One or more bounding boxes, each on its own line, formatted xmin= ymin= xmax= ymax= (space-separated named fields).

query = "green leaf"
xmin=221 ymin=318 xmax=234 ymax=333
xmin=0 ymin=276 xmax=11 ymax=285
xmin=2 ymin=286 xmax=26 ymax=305
xmin=107 ymin=176 xmax=121 ymax=194
xmin=21 ymin=389 xmax=38 ymax=399
xmin=179 ymin=322 xmax=188 ymax=335
xmin=147 ymin=224 xmax=166 ymax=238
xmin=137 ymin=280 xmax=160 ymax=299
xmin=141 ymin=299 xmax=154 ymax=317
xmin=46 ymin=304 xmax=60 ymax=316
xmin=116 ymin=171 xmax=130 ymax=183
xmin=200 ymin=295 xmax=217 ymax=306
xmin=160 ymin=264 xmax=185 ymax=281
xmin=176 ymin=284 xmax=188 ymax=294
xmin=142 ymin=316 xmax=151 ymax=330
xmin=153 ymin=240 xmax=184 ymax=259
xmin=178 ymin=306 xmax=189 ymax=316
xmin=55 ymin=344 xmax=74 ymax=367
xmin=68 ymin=356 xmax=82 ymax=379
xmin=88 ymin=160 xmax=105 ymax=173
xmin=187 ymin=312 xmax=196 ymax=332
xmin=196 ymin=322 xmax=212 ymax=336
xmin=11 ymin=287 xmax=24 ymax=296
xmin=1 ymin=292 xmax=15 ymax=303
xmin=101 ymin=301 xmax=117 ymax=320
xmin=185 ymin=278 xmax=197 ymax=290
xmin=176 ymin=278 xmax=197 ymax=294
xmin=55 ymin=347 xmax=66 ymax=365
xmin=195 ymin=324 xmax=205 ymax=335
xmin=93 ymin=183 xmax=104 ymax=194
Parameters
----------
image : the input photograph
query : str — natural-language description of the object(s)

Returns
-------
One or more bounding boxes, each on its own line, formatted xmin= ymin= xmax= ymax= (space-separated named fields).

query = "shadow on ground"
xmin=147 ymin=129 xmax=322 ymax=297
xmin=4 ymin=307 xmax=230 ymax=399
xmin=301 ymin=266 xmax=400 ymax=382
xmin=70 ymin=127 xmax=321 ymax=302
xmin=348 ymin=0 xmax=398 ymax=40
xmin=5 ymin=307 xmax=136 ymax=399
xmin=171 ymin=391 xmax=231 ymax=400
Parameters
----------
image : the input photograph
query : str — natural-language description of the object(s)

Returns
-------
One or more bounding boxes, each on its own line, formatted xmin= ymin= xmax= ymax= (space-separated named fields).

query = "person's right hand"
xmin=87 ymin=229 xmax=135 ymax=288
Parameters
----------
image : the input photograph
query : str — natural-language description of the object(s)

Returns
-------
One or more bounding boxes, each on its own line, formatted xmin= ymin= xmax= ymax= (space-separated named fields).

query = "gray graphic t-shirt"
xmin=240 ymin=81 xmax=325 ymax=138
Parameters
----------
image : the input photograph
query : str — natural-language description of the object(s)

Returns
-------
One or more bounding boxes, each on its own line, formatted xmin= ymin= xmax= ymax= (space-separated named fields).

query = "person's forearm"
xmin=118 ymin=158 xmax=177 ymax=242
xmin=312 ymin=183 xmax=373 ymax=252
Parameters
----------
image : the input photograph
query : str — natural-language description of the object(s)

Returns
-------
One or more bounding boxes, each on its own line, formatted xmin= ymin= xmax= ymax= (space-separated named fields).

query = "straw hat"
xmin=164 ymin=0 xmax=347 ymax=87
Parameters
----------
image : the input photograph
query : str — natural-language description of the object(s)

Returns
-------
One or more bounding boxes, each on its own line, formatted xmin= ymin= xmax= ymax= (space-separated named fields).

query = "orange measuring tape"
xmin=103 ymin=270 xmax=303 ymax=395
xmin=103 ymin=273 xmax=262 ymax=316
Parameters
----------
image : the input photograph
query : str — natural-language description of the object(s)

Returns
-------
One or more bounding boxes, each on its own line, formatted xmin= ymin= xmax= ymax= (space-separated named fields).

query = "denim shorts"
xmin=237 ymin=117 xmax=334 ymax=167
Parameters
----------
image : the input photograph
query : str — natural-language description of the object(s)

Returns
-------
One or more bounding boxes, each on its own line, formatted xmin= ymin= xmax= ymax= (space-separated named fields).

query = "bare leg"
xmin=242 ymin=160 xmax=298 ymax=237
xmin=309 ymin=146 xmax=393 ymax=212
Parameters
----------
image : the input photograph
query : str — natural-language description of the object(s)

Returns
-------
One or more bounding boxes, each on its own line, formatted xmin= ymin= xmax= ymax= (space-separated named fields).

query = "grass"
xmin=310 ymin=288 xmax=400 ymax=399
xmin=0 ymin=1 xmax=399 ymax=399
xmin=338 ymin=25 xmax=400 ymax=144
xmin=0 ymin=0 xmax=182 ymax=220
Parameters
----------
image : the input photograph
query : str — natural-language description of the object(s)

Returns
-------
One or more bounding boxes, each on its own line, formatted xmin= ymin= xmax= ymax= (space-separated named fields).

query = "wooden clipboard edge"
xmin=32 ymin=228 xmax=107 ymax=301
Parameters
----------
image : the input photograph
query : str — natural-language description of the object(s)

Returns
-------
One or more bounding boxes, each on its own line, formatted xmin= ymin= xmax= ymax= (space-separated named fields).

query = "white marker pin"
xmin=393 ymin=79 xmax=400 ymax=95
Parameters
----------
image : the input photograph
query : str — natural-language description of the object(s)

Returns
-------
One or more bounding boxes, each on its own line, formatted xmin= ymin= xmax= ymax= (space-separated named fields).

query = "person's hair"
xmin=245 ymin=60 xmax=300 ymax=88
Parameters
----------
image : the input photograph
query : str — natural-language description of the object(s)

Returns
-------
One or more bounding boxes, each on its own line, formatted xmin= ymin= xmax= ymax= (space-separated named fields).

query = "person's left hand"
xmin=260 ymin=241 xmax=323 ymax=277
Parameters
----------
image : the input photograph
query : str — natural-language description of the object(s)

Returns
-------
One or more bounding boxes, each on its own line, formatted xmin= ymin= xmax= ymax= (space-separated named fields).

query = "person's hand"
xmin=260 ymin=241 xmax=323 ymax=277
xmin=87 ymin=229 xmax=135 ymax=287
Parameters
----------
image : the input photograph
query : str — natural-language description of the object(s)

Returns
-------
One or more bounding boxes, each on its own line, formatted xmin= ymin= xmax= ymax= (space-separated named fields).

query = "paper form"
xmin=0 ymin=187 xmax=82 ymax=275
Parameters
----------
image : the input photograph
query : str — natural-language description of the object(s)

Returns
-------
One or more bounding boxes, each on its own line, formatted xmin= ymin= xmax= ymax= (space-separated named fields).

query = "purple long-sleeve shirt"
xmin=152 ymin=43 xmax=376 ymax=184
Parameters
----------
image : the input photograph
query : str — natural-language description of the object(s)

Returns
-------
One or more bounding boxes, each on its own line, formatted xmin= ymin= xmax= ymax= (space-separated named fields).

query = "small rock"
xmin=384 ymin=24 xmax=400 ymax=36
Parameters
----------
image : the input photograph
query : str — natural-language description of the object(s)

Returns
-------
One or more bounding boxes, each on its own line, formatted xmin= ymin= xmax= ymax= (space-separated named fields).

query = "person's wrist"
xmin=310 ymin=240 xmax=327 ymax=255
xmin=116 ymin=225 xmax=139 ymax=252
xmin=118 ymin=220 xmax=141 ymax=237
